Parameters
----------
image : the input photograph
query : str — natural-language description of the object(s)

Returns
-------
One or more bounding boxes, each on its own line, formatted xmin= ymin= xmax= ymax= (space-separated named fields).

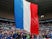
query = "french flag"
xmin=14 ymin=0 xmax=39 ymax=35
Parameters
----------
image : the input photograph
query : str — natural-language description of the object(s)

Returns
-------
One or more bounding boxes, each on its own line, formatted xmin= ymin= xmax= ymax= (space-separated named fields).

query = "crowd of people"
xmin=0 ymin=29 xmax=37 ymax=39
xmin=0 ymin=28 xmax=52 ymax=39
xmin=39 ymin=29 xmax=52 ymax=39
xmin=0 ymin=22 xmax=52 ymax=39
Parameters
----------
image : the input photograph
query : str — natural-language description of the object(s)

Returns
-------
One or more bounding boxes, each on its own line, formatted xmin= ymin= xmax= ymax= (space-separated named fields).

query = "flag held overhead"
xmin=14 ymin=0 xmax=39 ymax=35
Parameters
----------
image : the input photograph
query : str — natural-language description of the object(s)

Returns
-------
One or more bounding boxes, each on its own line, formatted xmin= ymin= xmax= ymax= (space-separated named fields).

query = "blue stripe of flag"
xmin=14 ymin=0 xmax=23 ymax=29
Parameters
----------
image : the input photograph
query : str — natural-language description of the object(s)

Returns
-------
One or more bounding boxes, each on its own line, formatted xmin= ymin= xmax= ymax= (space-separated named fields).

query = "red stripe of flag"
xmin=30 ymin=3 xmax=39 ymax=35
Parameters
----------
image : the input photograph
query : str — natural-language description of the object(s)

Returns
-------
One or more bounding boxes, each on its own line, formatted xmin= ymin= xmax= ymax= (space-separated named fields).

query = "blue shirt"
xmin=6 ymin=37 xmax=11 ymax=39
xmin=0 ymin=34 xmax=2 ymax=39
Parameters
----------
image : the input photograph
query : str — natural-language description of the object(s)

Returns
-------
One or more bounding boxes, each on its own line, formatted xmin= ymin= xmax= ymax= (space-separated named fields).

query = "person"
xmin=6 ymin=36 xmax=12 ymax=39
xmin=13 ymin=32 xmax=18 ymax=39
xmin=22 ymin=33 xmax=27 ymax=39
xmin=38 ymin=31 xmax=43 ymax=39
xmin=31 ymin=34 xmax=35 ymax=39
xmin=50 ymin=30 xmax=52 ymax=39
xmin=16 ymin=33 xmax=21 ymax=39
xmin=13 ymin=31 xmax=21 ymax=39
xmin=26 ymin=34 xmax=30 ymax=39
xmin=34 ymin=35 xmax=37 ymax=39
xmin=0 ymin=31 xmax=2 ymax=39
xmin=47 ymin=32 xmax=50 ymax=38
